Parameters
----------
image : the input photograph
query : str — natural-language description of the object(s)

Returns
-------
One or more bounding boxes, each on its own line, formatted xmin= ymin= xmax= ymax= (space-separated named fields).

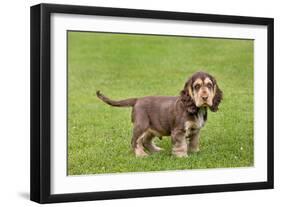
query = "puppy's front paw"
xmin=172 ymin=151 xmax=188 ymax=158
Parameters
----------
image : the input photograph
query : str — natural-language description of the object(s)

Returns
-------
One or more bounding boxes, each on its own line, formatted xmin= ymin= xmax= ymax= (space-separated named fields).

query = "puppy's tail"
xmin=96 ymin=91 xmax=137 ymax=107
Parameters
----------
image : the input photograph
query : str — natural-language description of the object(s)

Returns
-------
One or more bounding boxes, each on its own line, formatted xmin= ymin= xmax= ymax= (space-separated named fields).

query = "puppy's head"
xmin=180 ymin=71 xmax=223 ymax=113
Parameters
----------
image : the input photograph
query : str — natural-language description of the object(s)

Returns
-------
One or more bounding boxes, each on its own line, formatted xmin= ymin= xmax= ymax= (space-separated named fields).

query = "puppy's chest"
xmin=184 ymin=111 xmax=205 ymax=137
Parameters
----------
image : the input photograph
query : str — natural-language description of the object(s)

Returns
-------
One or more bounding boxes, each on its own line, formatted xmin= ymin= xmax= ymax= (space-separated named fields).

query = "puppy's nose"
xmin=202 ymin=96 xmax=208 ymax=101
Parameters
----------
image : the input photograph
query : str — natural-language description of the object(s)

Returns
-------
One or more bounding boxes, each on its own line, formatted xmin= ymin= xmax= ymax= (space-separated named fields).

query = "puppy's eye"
xmin=206 ymin=83 xmax=213 ymax=89
xmin=194 ymin=84 xmax=200 ymax=90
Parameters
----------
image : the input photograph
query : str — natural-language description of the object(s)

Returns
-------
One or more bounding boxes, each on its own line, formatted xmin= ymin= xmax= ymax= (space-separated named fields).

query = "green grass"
xmin=67 ymin=32 xmax=254 ymax=175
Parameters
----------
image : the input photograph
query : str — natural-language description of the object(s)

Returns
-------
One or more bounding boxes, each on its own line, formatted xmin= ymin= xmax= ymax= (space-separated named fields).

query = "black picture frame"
xmin=30 ymin=3 xmax=274 ymax=204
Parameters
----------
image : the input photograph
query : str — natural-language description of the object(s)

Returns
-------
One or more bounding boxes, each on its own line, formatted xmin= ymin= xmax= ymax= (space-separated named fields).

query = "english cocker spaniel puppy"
xmin=96 ymin=71 xmax=223 ymax=157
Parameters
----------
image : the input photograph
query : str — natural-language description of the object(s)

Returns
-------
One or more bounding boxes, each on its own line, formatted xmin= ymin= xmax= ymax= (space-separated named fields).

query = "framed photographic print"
xmin=30 ymin=3 xmax=274 ymax=204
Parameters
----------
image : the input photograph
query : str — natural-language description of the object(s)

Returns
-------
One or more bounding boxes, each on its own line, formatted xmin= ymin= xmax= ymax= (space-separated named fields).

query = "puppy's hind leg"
xmin=131 ymin=109 xmax=150 ymax=157
xmin=134 ymin=131 xmax=149 ymax=157
xmin=143 ymin=133 xmax=163 ymax=153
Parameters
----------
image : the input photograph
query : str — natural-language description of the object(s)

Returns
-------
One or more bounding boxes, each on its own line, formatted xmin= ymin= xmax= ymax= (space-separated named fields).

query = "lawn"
xmin=67 ymin=31 xmax=254 ymax=175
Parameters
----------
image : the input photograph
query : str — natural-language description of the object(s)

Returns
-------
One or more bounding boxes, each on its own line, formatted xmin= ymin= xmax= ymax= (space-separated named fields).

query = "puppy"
xmin=96 ymin=71 xmax=222 ymax=157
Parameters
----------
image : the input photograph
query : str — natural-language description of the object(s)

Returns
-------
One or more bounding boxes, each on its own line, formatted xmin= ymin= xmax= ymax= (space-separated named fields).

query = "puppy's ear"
xmin=180 ymin=79 xmax=198 ymax=114
xmin=210 ymin=80 xmax=223 ymax=112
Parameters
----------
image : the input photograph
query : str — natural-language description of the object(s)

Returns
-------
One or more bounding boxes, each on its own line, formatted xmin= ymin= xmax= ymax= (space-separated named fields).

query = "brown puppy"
xmin=96 ymin=71 xmax=223 ymax=157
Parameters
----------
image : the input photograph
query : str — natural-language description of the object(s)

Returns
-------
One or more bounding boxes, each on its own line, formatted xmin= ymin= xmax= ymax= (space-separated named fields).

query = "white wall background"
xmin=0 ymin=0 xmax=279 ymax=206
